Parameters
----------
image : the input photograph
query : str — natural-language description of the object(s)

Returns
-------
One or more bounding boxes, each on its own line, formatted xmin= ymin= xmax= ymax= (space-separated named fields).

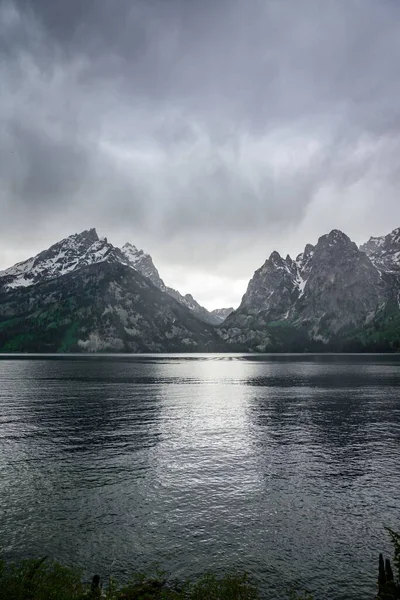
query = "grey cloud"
xmin=2 ymin=0 xmax=400 ymax=307
xmin=11 ymin=0 xmax=400 ymax=131
xmin=2 ymin=120 xmax=88 ymax=205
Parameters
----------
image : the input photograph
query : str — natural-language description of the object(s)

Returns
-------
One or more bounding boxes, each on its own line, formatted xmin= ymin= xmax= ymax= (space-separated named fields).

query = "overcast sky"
xmin=1 ymin=0 xmax=400 ymax=309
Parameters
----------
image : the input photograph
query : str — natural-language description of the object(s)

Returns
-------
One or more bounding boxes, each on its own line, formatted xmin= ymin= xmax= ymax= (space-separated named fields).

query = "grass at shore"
xmin=1 ymin=528 xmax=398 ymax=599
xmin=0 ymin=560 xmax=261 ymax=600
xmin=0 ymin=560 xmax=317 ymax=600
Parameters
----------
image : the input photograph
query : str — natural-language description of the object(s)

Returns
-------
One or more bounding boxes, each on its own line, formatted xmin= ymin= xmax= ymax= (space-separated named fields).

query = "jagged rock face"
xmin=121 ymin=243 xmax=166 ymax=289
xmin=0 ymin=230 xmax=220 ymax=327
xmin=0 ymin=228 xmax=228 ymax=352
xmin=240 ymin=251 xmax=299 ymax=320
xmin=221 ymin=250 xmax=302 ymax=351
xmin=0 ymin=261 xmax=222 ymax=353
xmin=360 ymin=227 xmax=400 ymax=274
xmin=294 ymin=230 xmax=386 ymax=338
xmin=359 ymin=227 xmax=400 ymax=307
xmin=210 ymin=307 xmax=234 ymax=323
xmin=0 ymin=229 xmax=224 ymax=352
xmin=120 ymin=243 xmax=221 ymax=325
xmin=360 ymin=235 xmax=387 ymax=258
xmin=295 ymin=243 xmax=314 ymax=288
xmin=224 ymin=242 xmax=317 ymax=334
xmin=223 ymin=229 xmax=389 ymax=349
xmin=0 ymin=229 xmax=118 ymax=290
xmin=166 ymin=289 xmax=214 ymax=323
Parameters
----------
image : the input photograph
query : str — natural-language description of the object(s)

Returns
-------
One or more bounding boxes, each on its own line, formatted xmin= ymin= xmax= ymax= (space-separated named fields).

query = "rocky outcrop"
xmin=360 ymin=227 xmax=400 ymax=274
xmin=210 ymin=307 xmax=234 ymax=323
xmin=0 ymin=229 xmax=118 ymax=290
xmin=221 ymin=229 xmax=392 ymax=350
xmin=295 ymin=230 xmax=386 ymax=338
xmin=120 ymin=242 xmax=223 ymax=325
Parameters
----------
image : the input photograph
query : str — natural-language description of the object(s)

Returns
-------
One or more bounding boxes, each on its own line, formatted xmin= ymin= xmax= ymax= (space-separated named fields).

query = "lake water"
xmin=0 ymin=354 xmax=399 ymax=599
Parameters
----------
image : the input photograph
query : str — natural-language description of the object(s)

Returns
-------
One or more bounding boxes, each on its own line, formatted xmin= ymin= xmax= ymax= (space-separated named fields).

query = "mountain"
xmin=210 ymin=307 xmax=234 ymax=323
xmin=0 ymin=229 xmax=117 ymax=290
xmin=359 ymin=227 xmax=400 ymax=274
xmin=120 ymin=243 xmax=224 ymax=325
xmin=0 ymin=231 xmax=223 ymax=326
xmin=221 ymin=229 xmax=398 ymax=352
xmin=0 ymin=231 xmax=222 ymax=352
xmin=1 ymin=226 xmax=399 ymax=353
xmin=120 ymin=242 xmax=165 ymax=289
xmin=359 ymin=227 xmax=400 ymax=304
xmin=355 ymin=227 xmax=400 ymax=350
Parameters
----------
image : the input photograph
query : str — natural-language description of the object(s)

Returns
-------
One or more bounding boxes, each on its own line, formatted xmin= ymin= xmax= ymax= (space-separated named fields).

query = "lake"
xmin=0 ymin=354 xmax=399 ymax=599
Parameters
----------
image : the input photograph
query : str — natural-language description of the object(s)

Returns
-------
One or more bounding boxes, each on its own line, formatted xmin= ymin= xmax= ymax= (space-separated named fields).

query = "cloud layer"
xmin=2 ymin=0 xmax=400 ymax=308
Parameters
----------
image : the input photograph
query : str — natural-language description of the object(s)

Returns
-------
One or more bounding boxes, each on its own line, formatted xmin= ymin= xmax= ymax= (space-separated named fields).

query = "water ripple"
xmin=0 ymin=354 xmax=399 ymax=600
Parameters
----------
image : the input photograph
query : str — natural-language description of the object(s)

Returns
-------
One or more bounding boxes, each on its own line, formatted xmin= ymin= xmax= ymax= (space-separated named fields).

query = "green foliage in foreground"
xmin=0 ymin=558 xmax=85 ymax=600
xmin=0 ymin=528 xmax=399 ymax=600
xmin=0 ymin=561 xmax=259 ymax=600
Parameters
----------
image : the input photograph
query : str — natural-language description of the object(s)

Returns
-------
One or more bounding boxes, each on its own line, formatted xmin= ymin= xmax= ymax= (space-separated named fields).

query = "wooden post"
xmin=379 ymin=553 xmax=386 ymax=596
xmin=90 ymin=575 xmax=101 ymax=598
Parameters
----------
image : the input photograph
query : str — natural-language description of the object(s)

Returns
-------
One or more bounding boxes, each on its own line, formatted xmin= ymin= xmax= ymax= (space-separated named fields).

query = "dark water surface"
xmin=0 ymin=354 xmax=399 ymax=599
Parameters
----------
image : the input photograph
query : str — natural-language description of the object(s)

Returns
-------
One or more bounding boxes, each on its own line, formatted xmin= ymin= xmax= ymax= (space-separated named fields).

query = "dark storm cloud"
xmin=2 ymin=120 xmax=88 ymax=205
xmin=2 ymin=0 xmax=400 ymax=307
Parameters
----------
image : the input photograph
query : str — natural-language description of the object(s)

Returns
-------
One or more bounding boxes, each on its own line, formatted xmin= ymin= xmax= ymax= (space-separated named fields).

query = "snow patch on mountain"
xmin=0 ymin=229 xmax=226 ymax=327
xmin=121 ymin=243 xmax=166 ymax=289
xmin=223 ymin=228 xmax=389 ymax=348
xmin=0 ymin=229 xmax=119 ymax=290
xmin=360 ymin=227 xmax=400 ymax=273
xmin=297 ymin=273 xmax=307 ymax=297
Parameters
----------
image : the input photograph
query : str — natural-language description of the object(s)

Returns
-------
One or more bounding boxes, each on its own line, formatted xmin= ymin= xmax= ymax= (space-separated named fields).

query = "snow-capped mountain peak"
xmin=360 ymin=227 xmax=400 ymax=273
xmin=0 ymin=229 xmax=118 ymax=290
xmin=0 ymin=227 xmax=229 ymax=327
xmin=120 ymin=243 xmax=166 ymax=289
xmin=121 ymin=241 xmax=139 ymax=256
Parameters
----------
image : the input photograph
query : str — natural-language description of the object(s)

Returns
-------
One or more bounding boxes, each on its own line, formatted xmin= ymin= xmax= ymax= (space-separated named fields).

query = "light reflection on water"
xmin=0 ymin=354 xmax=399 ymax=600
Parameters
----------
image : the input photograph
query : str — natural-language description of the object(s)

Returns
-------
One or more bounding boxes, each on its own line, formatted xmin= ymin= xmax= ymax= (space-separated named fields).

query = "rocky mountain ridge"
xmin=0 ymin=229 xmax=114 ymax=289
xmin=0 ymin=230 xmax=227 ymax=325
xmin=0 ymin=226 xmax=399 ymax=353
xmin=211 ymin=307 xmax=234 ymax=321
xmin=119 ymin=243 xmax=230 ymax=324
xmin=221 ymin=227 xmax=399 ymax=351
xmin=359 ymin=227 xmax=400 ymax=273
xmin=0 ymin=236 xmax=223 ymax=352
